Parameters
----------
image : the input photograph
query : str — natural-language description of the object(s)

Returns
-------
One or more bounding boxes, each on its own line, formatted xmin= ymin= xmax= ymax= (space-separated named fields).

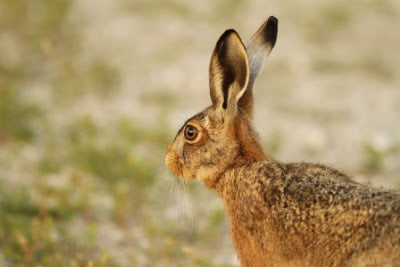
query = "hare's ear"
xmin=239 ymin=16 xmax=278 ymax=119
xmin=209 ymin=29 xmax=249 ymax=119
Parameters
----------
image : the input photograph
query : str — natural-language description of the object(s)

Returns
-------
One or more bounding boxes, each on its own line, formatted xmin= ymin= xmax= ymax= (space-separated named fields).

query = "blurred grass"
xmin=0 ymin=180 xmax=117 ymax=266
xmin=0 ymin=88 xmax=42 ymax=142
xmin=361 ymin=141 xmax=400 ymax=173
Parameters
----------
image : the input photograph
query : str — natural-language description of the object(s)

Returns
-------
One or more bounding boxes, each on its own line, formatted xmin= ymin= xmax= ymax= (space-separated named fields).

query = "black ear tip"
xmin=267 ymin=16 xmax=278 ymax=26
xmin=219 ymin=29 xmax=239 ymax=42
xmin=216 ymin=29 xmax=241 ymax=53
xmin=264 ymin=16 xmax=278 ymax=47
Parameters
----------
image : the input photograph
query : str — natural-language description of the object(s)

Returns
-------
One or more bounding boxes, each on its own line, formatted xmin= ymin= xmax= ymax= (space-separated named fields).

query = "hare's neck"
xmin=213 ymin=158 xmax=276 ymax=196
xmin=202 ymin=156 xmax=244 ymax=189
xmin=235 ymin=117 xmax=271 ymax=162
xmin=204 ymin=118 xmax=273 ymax=190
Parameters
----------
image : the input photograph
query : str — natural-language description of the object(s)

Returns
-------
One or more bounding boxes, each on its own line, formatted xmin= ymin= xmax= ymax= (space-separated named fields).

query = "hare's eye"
xmin=184 ymin=125 xmax=199 ymax=141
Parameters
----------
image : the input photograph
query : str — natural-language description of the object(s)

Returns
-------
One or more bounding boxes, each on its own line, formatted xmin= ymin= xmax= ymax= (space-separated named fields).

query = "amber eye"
xmin=184 ymin=125 xmax=199 ymax=141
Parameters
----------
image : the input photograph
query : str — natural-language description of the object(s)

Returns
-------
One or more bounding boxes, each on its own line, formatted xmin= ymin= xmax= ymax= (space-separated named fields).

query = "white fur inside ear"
xmin=225 ymin=82 xmax=248 ymax=116
xmin=235 ymin=83 xmax=247 ymax=102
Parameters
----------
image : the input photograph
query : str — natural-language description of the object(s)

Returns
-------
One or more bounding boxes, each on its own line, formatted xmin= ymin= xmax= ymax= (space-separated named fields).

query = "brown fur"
xmin=165 ymin=16 xmax=400 ymax=266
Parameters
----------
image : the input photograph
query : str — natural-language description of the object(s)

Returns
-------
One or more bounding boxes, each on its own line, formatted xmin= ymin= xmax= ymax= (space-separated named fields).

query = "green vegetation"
xmin=0 ymin=88 xmax=42 ymax=142
xmin=361 ymin=141 xmax=400 ymax=173
xmin=361 ymin=142 xmax=384 ymax=172
xmin=264 ymin=131 xmax=284 ymax=155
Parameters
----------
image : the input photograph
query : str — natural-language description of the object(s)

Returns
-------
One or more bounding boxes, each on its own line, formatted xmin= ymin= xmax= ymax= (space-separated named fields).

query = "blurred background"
xmin=0 ymin=0 xmax=399 ymax=266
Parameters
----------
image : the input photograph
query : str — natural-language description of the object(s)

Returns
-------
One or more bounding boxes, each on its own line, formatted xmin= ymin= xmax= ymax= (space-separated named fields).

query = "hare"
xmin=165 ymin=16 xmax=400 ymax=266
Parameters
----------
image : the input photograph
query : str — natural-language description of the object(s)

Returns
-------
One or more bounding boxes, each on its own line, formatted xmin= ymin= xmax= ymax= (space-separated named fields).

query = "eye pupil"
xmin=184 ymin=125 xmax=198 ymax=141
xmin=188 ymin=127 xmax=195 ymax=136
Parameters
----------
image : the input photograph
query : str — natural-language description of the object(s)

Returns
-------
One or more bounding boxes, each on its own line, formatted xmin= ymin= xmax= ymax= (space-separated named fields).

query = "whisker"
xmin=164 ymin=176 xmax=177 ymax=203
xmin=177 ymin=179 xmax=185 ymax=228
xmin=182 ymin=180 xmax=194 ymax=232
xmin=156 ymin=135 xmax=171 ymax=148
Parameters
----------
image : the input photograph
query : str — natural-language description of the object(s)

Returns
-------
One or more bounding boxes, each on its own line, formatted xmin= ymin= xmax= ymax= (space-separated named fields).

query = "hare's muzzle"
xmin=165 ymin=144 xmax=184 ymax=178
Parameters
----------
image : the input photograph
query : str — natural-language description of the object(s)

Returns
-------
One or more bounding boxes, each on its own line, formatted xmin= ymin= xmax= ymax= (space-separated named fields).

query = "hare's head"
xmin=166 ymin=16 xmax=278 ymax=187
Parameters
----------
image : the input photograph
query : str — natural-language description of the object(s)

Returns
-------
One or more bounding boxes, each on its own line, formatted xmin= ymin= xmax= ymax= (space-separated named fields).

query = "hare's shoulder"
xmin=285 ymin=162 xmax=353 ymax=183
xmin=283 ymin=162 xmax=400 ymax=210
